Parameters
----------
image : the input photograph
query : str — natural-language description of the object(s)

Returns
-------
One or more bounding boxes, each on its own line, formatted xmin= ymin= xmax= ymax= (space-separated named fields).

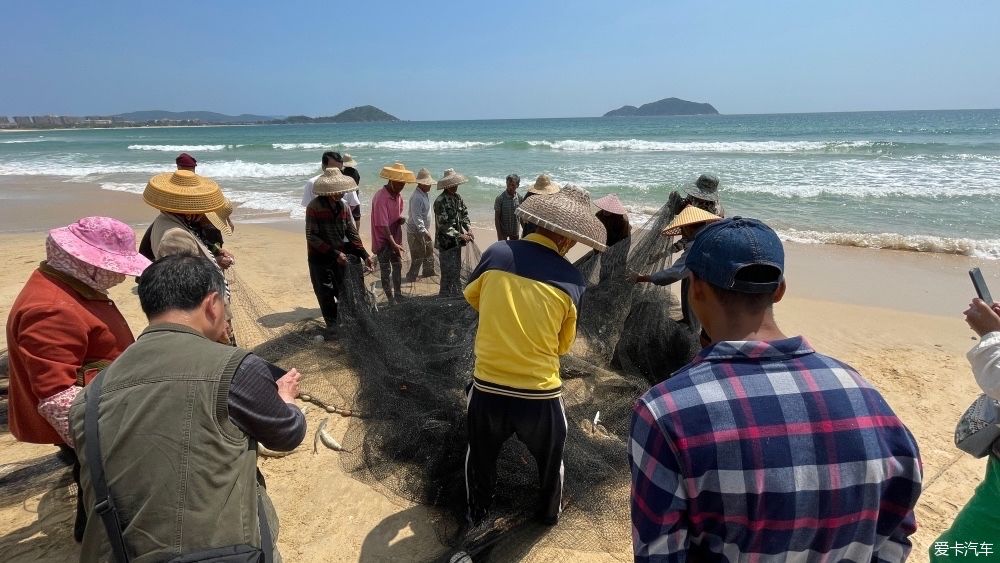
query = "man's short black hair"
xmin=694 ymin=266 xmax=780 ymax=315
xmin=506 ymin=174 xmax=520 ymax=184
xmin=321 ymin=151 xmax=343 ymax=167
xmin=342 ymin=166 xmax=361 ymax=185
xmin=138 ymin=254 xmax=226 ymax=318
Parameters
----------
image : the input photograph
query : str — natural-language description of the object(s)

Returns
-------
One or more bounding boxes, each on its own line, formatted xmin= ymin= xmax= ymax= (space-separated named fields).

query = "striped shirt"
xmin=629 ymin=337 xmax=922 ymax=562
xmin=494 ymin=189 xmax=521 ymax=239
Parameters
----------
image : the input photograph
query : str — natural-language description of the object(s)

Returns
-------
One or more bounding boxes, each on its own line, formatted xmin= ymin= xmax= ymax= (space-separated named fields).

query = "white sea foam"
xmin=127 ymin=144 xmax=241 ymax=152
xmin=524 ymin=139 xmax=874 ymax=153
xmin=272 ymin=143 xmax=333 ymax=150
xmin=339 ymin=140 xmax=501 ymax=151
xmin=0 ymin=159 xmax=316 ymax=179
xmin=1 ymin=139 xmax=49 ymax=144
xmin=778 ymin=229 xmax=1000 ymax=260
xmin=100 ymin=182 xmax=145 ymax=194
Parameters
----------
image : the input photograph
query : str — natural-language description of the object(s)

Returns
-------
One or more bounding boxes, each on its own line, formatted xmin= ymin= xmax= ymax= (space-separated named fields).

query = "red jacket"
xmin=6 ymin=264 xmax=135 ymax=444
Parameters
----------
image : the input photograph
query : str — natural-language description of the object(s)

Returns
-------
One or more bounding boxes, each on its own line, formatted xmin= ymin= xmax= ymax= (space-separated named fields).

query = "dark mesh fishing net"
xmin=237 ymin=202 xmax=699 ymax=561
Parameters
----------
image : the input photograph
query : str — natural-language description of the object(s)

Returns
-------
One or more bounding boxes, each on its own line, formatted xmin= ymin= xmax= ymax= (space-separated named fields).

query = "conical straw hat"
xmin=205 ymin=198 xmax=234 ymax=236
xmin=516 ymin=184 xmax=608 ymax=251
xmin=661 ymin=205 xmax=721 ymax=236
xmin=143 ymin=170 xmax=225 ymax=214
xmin=379 ymin=162 xmax=417 ymax=184
xmin=436 ymin=169 xmax=468 ymax=190
xmin=415 ymin=168 xmax=437 ymax=186
xmin=527 ymin=174 xmax=561 ymax=195
xmin=593 ymin=194 xmax=628 ymax=215
xmin=313 ymin=167 xmax=358 ymax=196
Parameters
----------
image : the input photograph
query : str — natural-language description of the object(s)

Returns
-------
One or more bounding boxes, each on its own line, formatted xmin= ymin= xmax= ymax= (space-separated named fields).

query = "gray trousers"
xmin=405 ymin=230 xmax=435 ymax=279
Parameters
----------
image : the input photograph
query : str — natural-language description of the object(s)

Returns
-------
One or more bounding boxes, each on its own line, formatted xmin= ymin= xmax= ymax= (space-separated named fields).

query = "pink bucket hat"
xmin=593 ymin=194 xmax=628 ymax=216
xmin=48 ymin=217 xmax=151 ymax=276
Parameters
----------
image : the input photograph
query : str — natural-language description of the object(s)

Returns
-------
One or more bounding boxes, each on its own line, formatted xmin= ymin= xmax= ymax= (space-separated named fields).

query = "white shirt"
xmin=408 ymin=188 xmax=431 ymax=234
xmin=969 ymin=331 xmax=1000 ymax=400
xmin=301 ymin=174 xmax=362 ymax=209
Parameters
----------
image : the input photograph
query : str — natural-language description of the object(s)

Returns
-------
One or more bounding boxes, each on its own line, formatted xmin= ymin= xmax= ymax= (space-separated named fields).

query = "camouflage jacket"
xmin=433 ymin=191 xmax=471 ymax=251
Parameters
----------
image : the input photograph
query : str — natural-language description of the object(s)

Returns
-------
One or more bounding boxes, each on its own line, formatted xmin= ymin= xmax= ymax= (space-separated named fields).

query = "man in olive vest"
xmin=69 ymin=254 xmax=306 ymax=562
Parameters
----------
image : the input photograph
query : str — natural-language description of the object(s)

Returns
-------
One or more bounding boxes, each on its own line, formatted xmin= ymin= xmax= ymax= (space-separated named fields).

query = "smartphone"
xmin=970 ymin=267 xmax=994 ymax=304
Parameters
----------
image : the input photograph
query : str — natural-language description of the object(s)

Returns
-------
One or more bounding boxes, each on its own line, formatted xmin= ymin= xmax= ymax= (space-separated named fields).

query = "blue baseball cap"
xmin=686 ymin=217 xmax=784 ymax=294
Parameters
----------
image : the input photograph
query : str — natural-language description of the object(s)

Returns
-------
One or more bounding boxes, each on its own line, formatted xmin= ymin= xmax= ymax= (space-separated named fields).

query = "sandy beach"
xmin=1 ymin=184 xmax=997 ymax=562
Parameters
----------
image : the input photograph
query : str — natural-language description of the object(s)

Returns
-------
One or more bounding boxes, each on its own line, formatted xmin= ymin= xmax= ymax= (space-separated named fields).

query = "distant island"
xmin=603 ymin=97 xmax=719 ymax=117
xmin=0 ymin=105 xmax=400 ymax=130
xmin=271 ymin=106 xmax=400 ymax=124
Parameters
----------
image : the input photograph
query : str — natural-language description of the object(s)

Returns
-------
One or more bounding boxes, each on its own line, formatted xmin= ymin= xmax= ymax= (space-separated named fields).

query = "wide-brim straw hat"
xmin=684 ymin=173 xmax=721 ymax=203
xmin=379 ymin=162 xmax=417 ymax=184
xmin=527 ymin=174 xmax=561 ymax=195
xmin=436 ymin=168 xmax=468 ymax=190
xmin=661 ymin=205 xmax=722 ymax=236
xmin=516 ymin=184 xmax=608 ymax=251
xmin=49 ymin=216 xmax=151 ymax=276
xmin=342 ymin=153 xmax=358 ymax=168
xmin=415 ymin=167 xmax=437 ymax=186
xmin=205 ymin=198 xmax=234 ymax=236
xmin=593 ymin=193 xmax=628 ymax=216
xmin=313 ymin=167 xmax=359 ymax=196
xmin=144 ymin=170 xmax=225 ymax=214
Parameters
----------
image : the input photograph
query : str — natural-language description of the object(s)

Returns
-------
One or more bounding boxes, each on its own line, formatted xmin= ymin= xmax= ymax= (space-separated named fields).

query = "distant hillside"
xmin=114 ymin=110 xmax=274 ymax=123
xmin=277 ymin=106 xmax=400 ymax=124
xmin=604 ymin=97 xmax=718 ymax=117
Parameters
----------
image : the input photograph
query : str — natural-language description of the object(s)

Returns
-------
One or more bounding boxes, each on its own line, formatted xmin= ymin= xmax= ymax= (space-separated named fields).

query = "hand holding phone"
xmin=970 ymin=268 xmax=994 ymax=304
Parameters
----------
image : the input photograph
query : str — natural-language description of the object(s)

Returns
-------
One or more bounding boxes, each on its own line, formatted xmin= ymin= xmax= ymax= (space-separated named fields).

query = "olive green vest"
xmin=69 ymin=323 xmax=277 ymax=562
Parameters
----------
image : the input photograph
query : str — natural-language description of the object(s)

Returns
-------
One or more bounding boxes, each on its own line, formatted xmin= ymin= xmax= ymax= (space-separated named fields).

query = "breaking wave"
xmin=778 ymin=229 xmax=1000 ymax=260
xmin=127 ymin=144 xmax=241 ymax=151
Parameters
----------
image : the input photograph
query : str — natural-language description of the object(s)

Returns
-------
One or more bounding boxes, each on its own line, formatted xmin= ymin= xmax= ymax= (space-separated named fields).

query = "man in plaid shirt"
xmin=629 ymin=217 xmax=923 ymax=562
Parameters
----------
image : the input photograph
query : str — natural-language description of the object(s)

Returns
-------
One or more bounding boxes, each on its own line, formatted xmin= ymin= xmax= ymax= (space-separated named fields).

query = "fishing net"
xmin=235 ymin=202 xmax=699 ymax=561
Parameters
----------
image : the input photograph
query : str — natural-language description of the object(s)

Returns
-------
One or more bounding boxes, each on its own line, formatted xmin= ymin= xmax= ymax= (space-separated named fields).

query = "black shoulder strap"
xmin=84 ymin=371 xmax=131 ymax=563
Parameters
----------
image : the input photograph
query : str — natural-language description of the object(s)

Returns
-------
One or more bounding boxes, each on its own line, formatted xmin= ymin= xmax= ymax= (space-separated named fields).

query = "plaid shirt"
xmin=629 ymin=337 xmax=922 ymax=562
xmin=494 ymin=190 xmax=521 ymax=238
xmin=305 ymin=197 xmax=369 ymax=261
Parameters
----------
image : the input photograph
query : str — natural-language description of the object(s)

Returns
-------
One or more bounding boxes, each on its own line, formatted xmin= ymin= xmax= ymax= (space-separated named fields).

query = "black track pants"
xmin=464 ymin=387 xmax=567 ymax=522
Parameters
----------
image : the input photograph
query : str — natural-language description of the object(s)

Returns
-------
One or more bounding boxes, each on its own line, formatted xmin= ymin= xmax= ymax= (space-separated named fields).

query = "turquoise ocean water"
xmin=1 ymin=109 xmax=998 ymax=256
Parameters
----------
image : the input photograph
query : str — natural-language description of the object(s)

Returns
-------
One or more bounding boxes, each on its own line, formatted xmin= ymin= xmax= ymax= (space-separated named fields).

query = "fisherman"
xmin=404 ymin=168 xmax=437 ymax=282
xmin=493 ymin=173 xmax=521 ymax=241
xmin=592 ymin=193 xmax=632 ymax=283
xmin=142 ymin=169 xmax=237 ymax=343
xmin=464 ymin=184 xmax=607 ymax=527
xmin=373 ymin=162 xmax=414 ymax=304
xmin=631 ymin=204 xmax=721 ymax=333
xmin=306 ymin=168 xmax=374 ymax=339
xmin=434 ymin=169 xmax=474 ymax=297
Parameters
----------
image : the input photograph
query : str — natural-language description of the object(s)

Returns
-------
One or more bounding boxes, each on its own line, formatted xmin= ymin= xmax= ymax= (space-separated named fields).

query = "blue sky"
xmin=2 ymin=0 xmax=998 ymax=120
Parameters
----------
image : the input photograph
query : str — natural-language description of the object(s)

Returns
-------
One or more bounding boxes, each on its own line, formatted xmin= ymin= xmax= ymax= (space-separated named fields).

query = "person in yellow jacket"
xmin=463 ymin=179 xmax=607 ymax=526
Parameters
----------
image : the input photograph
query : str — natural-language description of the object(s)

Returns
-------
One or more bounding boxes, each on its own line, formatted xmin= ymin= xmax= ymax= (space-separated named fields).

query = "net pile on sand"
xmin=233 ymin=202 xmax=698 ymax=560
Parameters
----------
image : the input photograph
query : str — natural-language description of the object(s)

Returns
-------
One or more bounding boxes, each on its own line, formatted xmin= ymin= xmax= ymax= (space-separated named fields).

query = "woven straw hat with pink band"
xmin=48 ymin=216 xmax=151 ymax=276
